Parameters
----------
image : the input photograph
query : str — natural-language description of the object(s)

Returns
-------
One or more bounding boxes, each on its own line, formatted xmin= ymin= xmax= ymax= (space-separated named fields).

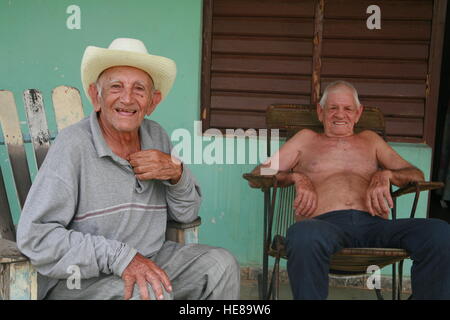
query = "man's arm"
xmin=364 ymin=131 xmax=425 ymax=217
xmin=16 ymin=171 xmax=137 ymax=280
xmin=249 ymin=129 xmax=318 ymax=217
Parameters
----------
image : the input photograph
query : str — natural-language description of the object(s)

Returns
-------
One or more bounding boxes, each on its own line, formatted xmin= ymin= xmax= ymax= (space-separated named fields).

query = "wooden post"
xmin=311 ymin=0 xmax=324 ymax=105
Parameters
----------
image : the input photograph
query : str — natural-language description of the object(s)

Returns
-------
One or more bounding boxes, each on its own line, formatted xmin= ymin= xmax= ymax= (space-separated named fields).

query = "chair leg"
xmin=398 ymin=260 xmax=404 ymax=300
xmin=257 ymin=272 xmax=264 ymax=300
xmin=266 ymin=269 xmax=274 ymax=299
xmin=375 ymin=288 xmax=385 ymax=300
xmin=265 ymin=256 xmax=281 ymax=300
xmin=273 ymin=257 xmax=280 ymax=300
xmin=392 ymin=263 xmax=397 ymax=300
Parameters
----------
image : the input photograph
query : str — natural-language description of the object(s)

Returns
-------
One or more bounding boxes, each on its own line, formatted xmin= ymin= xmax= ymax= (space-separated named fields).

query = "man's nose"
xmin=334 ymin=108 xmax=345 ymax=118
xmin=120 ymin=87 xmax=133 ymax=104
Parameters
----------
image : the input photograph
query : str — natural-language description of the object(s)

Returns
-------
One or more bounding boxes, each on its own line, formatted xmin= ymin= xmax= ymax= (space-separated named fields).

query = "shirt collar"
xmin=90 ymin=111 xmax=113 ymax=159
xmin=138 ymin=120 xmax=155 ymax=151
xmin=89 ymin=111 xmax=155 ymax=160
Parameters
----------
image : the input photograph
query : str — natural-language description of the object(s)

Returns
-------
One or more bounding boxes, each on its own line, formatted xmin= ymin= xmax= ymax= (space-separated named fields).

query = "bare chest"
xmin=295 ymin=136 xmax=378 ymax=177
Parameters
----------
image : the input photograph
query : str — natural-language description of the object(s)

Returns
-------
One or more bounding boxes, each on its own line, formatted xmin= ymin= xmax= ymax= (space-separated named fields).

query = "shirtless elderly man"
xmin=253 ymin=80 xmax=450 ymax=300
xmin=17 ymin=38 xmax=239 ymax=300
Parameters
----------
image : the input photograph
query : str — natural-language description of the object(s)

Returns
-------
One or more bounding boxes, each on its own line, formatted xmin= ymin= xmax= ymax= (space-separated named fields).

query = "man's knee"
xmin=421 ymin=219 xmax=450 ymax=250
xmin=203 ymin=247 xmax=240 ymax=278
xmin=129 ymin=283 xmax=174 ymax=300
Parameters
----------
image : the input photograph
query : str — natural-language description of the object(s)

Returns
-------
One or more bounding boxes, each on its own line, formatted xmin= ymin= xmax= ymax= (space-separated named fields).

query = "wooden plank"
xmin=213 ymin=17 xmax=315 ymax=37
xmin=210 ymin=110 xmax=424 ymax=140
xmin=8 ymin=261 xmax=37 ymax=300
xmin=212 ymin=36 xmax=313 ymax=56
xmin=23 ymin=89 xmax=50 ymax=169
xmin=52 ymin=86 xmax=84 ymax=132
xmin=322 ymin=39 xmax=429 ymax=60
xmin=321 ymin=78 xmax=426 ymax=99
xmin=360 ymin=98 xmax=424 ymax=118
xmin=0 ymin=239 xmax=27 ymax=262
xmin=323 ymin=19 xmax=431 ymax=40
xmin=0 ymin=126 xmax=21 ymax=226
xmin=211 ymin=54 xmax=312 ymax=75
xmin=201 ymin=0 xmax=214 ymax=129
xmin=184 ymin=227 xmax=199 ymax=244
xmin=210 ymin=110 xmax=267 ymax=129
xmin=0 ymin=91 xmax=23 ymax=145
xmin=0 ymin=259 xmax=37 ymax=300
xmin=324 ymin=0 xmax=433 ymax=20
xmin=0 ymin=90 xmax=31 ymax=208
xmin=321 ymin=57 xmax=428 ymax=80
xmin=213 ymin=0 xmax=315 ymax=17
xmin=211 ymin=91 xmax=311 ymax=112
xmin=385 ymin=117 xmax=423 ymax=137
xmin=311 ymin=0 xmax=324 ymax=104
xmin=212 ymin=73 xmax=311 ymax=95
xmin=0 ymin=239 xmax=36 ymax=300
xmin=0 ymin=169 xmax=15 ymax=241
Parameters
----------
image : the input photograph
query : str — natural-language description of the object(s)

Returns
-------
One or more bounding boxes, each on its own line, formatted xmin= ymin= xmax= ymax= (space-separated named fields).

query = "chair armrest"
xmin=242 ymin=173 xmax=277 ymax=190
xmin=166 ymin=217 xmax=201 ymax=245
xmin=167 ymin=216 xmax=202 ymax=230
xmin=0 ymin=239 xmax=28 ymax=264
xmin=391 ymin=181 xmax=444 ymax=198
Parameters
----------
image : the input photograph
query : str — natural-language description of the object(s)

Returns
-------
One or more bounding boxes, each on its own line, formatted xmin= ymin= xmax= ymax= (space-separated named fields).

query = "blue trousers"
xmin=285 ymin=210 xmax=450 ymax=300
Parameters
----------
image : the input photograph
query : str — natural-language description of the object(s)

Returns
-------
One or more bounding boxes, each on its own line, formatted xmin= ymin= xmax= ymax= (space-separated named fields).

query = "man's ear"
xmin=88 ymin=83 xmax=101 ymax=112
xmin=355 ymin=104 xmax=364 ymax=123
xmin=145 ymin=90 xmax=162 ymax=116
xmin=316 ymin=103 xmax=324 ymax=122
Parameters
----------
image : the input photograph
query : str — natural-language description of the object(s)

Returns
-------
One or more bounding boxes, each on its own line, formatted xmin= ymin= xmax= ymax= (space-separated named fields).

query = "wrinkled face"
xmin=317 ymin=86 xmax=363 ymax=138
xmin=89 ymin=66 xmax=161 ymax=134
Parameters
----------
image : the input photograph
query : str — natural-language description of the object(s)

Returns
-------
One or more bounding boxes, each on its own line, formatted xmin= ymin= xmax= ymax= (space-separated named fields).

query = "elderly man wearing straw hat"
xmin=16 ymin=38 xmax=240 ymax=300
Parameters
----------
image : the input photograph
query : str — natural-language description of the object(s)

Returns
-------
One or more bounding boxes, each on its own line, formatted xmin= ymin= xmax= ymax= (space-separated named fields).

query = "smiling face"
xmin=88 ymin=66 xmax=161 ymax=136
xmin=317 ymin=85 xmax=363 ymax=138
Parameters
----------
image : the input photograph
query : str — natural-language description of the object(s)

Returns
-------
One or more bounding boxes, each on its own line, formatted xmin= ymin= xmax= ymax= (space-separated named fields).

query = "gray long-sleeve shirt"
xmin=16 ymin=111 xmax=201 ymax=296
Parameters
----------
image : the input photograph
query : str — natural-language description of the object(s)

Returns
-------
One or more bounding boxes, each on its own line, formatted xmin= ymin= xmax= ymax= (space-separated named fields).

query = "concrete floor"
xmin=240 ymin=280 xmax=410 ymax=300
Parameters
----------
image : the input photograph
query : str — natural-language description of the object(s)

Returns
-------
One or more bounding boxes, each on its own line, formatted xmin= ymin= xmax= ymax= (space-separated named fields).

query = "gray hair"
xmin=319 ymin=80 xmax=361 ymax=108
xmin=96 ymin=81 xmax=103 ymax=99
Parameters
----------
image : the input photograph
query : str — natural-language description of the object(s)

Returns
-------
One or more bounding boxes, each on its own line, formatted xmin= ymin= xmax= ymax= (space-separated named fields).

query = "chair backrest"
xmin=0 ymin=87 xmax=85 ymax=241
xmin=266 ymin=104 xmax=386 ymax=140
xmin=265 ymin=104 xmax=387 ymax=242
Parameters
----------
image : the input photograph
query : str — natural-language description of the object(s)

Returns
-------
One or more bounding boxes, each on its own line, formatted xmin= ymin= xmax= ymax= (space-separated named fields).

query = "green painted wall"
xmin=0 ymin=0 xmax=432 ymax=279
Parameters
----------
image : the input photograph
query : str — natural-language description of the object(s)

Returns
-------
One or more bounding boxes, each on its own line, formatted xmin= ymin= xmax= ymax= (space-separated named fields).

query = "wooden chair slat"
xmin=0 ymin=168 xmax=15 ymax=241
xmin=23 ymin=89 xmax=51 ymax=169
xmin=52 ymin=86 xmax=84 ymax=132
xmin=0 ymin=91 xmax=31 ymax=208
xmin=266 ymin=104 xmax=386 ymax=138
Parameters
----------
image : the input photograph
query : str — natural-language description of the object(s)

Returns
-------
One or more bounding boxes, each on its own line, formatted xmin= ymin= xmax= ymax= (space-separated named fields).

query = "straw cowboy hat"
xmin=81 ymin=38 xmax=177 ymax=102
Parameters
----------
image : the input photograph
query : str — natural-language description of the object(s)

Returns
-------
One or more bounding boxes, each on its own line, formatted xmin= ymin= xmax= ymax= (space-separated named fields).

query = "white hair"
xmin=319 ymin=80 xmax=361 ymax=108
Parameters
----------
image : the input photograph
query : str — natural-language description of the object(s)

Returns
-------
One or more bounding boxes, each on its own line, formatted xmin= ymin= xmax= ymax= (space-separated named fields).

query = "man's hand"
xmin=292 ymin=173 xmax=317 ymax=217
xmin=366 ymin=170 xmax=394 ymax=218
xmin=121 ymin=253 xmax=172 ymax=300
xmin=128 ymin=149 xmax=182 ymax=184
